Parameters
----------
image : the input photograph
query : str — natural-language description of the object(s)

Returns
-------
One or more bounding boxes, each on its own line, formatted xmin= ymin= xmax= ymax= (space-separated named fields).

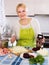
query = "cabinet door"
xmin=4 ymin=0 xmax=49 ymax=15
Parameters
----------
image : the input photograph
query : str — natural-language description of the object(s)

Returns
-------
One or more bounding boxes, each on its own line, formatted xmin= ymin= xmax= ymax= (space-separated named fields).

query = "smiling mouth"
xmin=21 ymin=15 xmax=25 ymax=17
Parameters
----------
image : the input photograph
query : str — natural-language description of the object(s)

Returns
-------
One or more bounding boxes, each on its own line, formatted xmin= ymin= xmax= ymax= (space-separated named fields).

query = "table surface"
xmin=0 ymin=48 xmax=49 ymax=65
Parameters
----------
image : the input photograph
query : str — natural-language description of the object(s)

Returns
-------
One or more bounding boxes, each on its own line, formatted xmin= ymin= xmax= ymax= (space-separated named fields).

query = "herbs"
xmin=29 ymin=55 xmax=45 ymax=65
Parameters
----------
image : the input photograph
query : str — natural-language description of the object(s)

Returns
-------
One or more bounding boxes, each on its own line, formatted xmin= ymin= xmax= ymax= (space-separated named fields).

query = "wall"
xmin=35 ymin=16 xmax=49 ymax=33
xmin=4 ymin=0 xmax=35 ymax=15
xmin=4 ymin=0 xmax=49 ymax=15
xmin=4 ymin=0 xmax=49 ymax=34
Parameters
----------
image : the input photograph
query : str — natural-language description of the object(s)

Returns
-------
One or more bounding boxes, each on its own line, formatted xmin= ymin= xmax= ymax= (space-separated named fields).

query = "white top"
xmin=12 ymin=17 xmax=41 ymax=39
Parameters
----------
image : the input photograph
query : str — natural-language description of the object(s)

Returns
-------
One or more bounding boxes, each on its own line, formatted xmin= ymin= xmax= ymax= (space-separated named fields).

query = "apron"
xmin=17 ymin=26 xmax=36 ymax=47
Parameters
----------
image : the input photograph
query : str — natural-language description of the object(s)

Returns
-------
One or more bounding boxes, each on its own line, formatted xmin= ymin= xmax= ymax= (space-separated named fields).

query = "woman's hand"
xmin=36 ymin=37 xmax=45 ymax=47
xmin=10 ymin=35 xmax=16 ymax=43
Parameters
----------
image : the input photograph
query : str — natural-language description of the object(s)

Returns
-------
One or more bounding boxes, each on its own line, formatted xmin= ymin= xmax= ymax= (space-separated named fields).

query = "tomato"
xmin=3 ymin=48 xmax=10 ymax=54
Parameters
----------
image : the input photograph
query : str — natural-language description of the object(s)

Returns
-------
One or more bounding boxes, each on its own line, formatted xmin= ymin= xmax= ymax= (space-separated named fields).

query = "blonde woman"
xmin=11 ymin=3 xmax=45 ymax=48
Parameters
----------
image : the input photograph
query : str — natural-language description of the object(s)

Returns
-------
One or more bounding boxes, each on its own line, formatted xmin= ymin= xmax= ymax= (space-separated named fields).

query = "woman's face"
xmin=17 ymin=6 xmax=27 ymax=19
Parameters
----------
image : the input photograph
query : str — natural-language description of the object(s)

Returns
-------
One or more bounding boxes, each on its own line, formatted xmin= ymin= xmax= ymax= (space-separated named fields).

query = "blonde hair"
xmin=16 ymin=3 xmax=26 ymax=12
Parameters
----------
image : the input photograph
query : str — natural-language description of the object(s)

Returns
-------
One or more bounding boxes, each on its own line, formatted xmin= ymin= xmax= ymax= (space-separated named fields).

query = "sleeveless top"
xmin=17 ymin=21 xmax=36 ymax=47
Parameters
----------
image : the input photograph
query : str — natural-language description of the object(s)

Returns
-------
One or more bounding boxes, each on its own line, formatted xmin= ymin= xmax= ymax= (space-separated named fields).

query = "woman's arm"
xmin=31 ymin=18 xmax=45 ymax=47
xmin=31 ymin=17 xmax=41 ymax=37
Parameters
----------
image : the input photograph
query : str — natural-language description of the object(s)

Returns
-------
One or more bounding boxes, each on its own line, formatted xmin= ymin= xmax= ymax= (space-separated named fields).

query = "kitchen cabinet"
xmin=4 ymin=0 xmax=49 ymax=15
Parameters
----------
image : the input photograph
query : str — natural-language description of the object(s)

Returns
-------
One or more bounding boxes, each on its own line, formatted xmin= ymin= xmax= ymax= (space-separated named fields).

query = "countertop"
xmin=0 ymin=48 xmax=49 ymax=65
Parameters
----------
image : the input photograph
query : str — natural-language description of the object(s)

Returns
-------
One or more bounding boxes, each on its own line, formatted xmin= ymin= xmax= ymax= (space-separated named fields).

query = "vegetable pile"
xmin=29 ymin=55 xmax=45 ymax=65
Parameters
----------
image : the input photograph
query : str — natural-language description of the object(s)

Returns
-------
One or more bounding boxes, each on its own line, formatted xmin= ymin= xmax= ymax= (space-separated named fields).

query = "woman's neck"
xmin=20 ymin=18 xmax=31 ymax=25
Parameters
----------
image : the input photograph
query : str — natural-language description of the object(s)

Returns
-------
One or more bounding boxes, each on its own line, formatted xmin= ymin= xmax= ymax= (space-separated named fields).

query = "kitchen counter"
xmin=0 ymin=48 xmax=49 ymax=65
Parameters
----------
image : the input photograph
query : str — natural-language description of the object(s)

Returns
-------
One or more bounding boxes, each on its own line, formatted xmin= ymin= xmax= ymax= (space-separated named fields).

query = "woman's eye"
xmin=18 ymin=11 xmax=21 ymax=13
xmin=18 ymin=10 xmax=25 ymax=13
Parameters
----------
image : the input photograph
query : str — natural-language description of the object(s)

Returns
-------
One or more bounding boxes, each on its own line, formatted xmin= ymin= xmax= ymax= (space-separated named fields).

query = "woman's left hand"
xmin=36 ymin=37 xmax=45 ymax=47
xmin=39 ymin=37 xmax=45 ymax=44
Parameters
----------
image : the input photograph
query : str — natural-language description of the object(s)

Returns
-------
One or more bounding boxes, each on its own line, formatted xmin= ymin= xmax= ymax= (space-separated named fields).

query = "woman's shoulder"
xmin=28 ymin=17 xmax=36 ymax=22
xmin=27 ymin=17 xmax=32 ymax=24
xmin=30 ymin=17 xmax=40 ymax=29
xmin=25 ymin=17 xmax=36 ymax=25
xmin=31 ymin=17 xmax=37 ymax=22
xmin=27 ymin=17 xmax=32 ymax=21
xmin=30 ymin=17 xmax=39 ymax=24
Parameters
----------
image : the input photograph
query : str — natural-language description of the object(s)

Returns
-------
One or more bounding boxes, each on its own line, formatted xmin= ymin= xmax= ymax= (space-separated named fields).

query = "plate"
xmin=29 ymin=53 xmax=37 ymax=57
xmin=20 ymin=53 xmax=25 ymax=59
xmin=20 ymin=52 xmax=37 ymax=59
xmin=37 ymin=48 xmax=48 ymax=56
xmin=0 ymin=48 xmax=10 ymax=57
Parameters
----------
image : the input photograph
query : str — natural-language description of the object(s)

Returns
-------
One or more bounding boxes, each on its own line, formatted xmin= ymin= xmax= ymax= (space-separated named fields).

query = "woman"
xmin=11 ymin=3 xmax=45 ymax=48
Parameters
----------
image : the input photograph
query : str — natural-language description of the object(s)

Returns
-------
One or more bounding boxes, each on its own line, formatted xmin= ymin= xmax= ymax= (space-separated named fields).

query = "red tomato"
xmin=3 ymin=48 xmax=8 ymax=54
